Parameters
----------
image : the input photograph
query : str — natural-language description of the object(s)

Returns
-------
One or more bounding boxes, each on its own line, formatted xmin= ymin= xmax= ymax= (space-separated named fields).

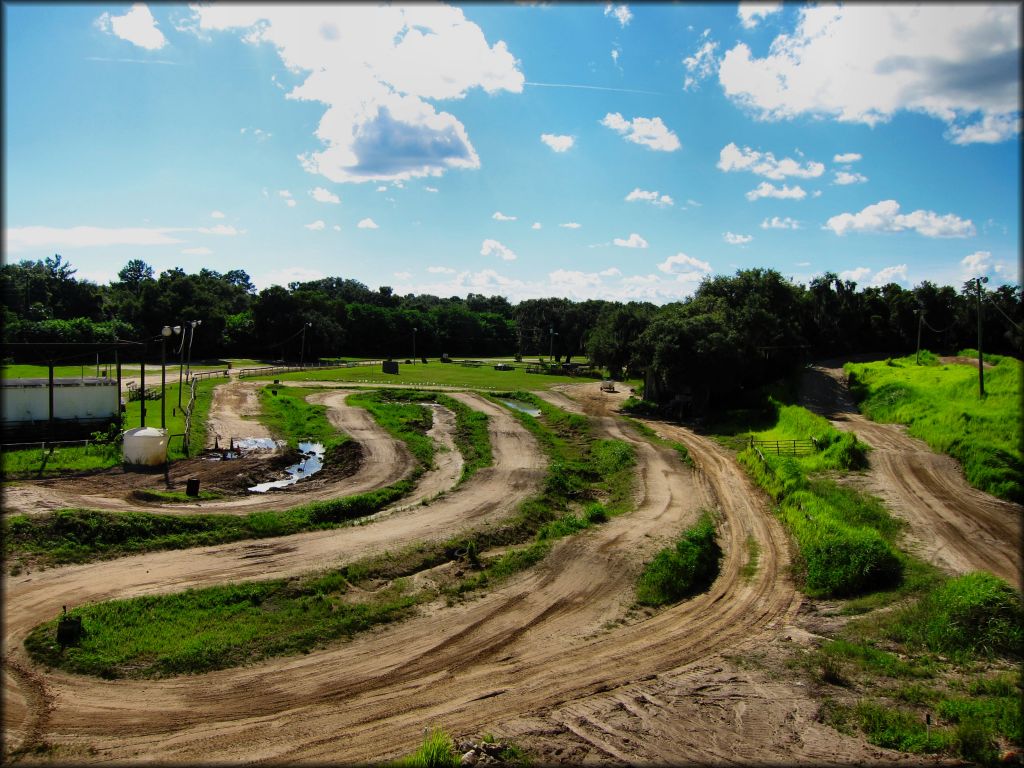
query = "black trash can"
xmin=186 ymin=478 xmax=201 ymax=497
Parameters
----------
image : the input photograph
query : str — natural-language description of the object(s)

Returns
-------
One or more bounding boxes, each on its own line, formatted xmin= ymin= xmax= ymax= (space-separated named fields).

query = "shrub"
xmin=636 ymin=511 xmax=721 ymax=606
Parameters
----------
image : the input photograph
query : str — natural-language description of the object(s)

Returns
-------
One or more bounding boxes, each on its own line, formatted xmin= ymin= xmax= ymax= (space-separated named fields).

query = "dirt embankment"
xmin=801 ymin=365 xmax=1022 ymax=585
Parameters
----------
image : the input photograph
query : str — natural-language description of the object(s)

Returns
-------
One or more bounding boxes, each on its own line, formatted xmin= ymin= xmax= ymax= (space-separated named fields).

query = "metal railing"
xmin=748 ymin=437 xmax=819 ymax=456
xmin=237 ymin=360 xmax=379 ymax=378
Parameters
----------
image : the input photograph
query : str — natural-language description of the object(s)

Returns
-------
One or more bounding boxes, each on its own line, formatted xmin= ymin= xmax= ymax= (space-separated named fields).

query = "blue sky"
xmin=4 ymin=2 xmax=1021 ymax=302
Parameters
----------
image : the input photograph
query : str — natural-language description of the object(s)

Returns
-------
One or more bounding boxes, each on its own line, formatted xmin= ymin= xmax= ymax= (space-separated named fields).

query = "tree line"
xmin=2 ymin=256 xmax=1020 ymax=408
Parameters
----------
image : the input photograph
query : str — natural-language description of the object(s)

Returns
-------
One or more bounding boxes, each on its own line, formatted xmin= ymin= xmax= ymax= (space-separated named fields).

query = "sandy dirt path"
xmin=2 ymin=383 xmax=926 ymax=765
xmin=801 ymin=365 xmax=1022 ymax=585
xmin=204 ymin=378 xmax=273 ymax=448
xmin=4 ymin=383 xmax=815 ymax=765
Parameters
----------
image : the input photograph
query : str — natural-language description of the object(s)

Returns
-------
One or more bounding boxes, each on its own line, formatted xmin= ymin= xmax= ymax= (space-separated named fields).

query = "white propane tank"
xmin=122 ymin=427 xmax=169 ymax=466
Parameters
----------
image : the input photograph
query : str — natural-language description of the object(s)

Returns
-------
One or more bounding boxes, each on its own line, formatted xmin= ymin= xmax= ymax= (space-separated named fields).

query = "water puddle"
xmin=499 ymin=399 xmax=541 ymax=417
xmin=248 ymin=441 xmax=326 ymax=493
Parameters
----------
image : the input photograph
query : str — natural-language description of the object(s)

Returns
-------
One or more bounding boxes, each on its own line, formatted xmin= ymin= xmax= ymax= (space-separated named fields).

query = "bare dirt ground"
xmin=801 ymin=364 xmax=1022 ymax=585
xmin=204 ymin=378 xmax=273 ymax=448
xmin=1 ymin=380 xmax=1002 ymax=765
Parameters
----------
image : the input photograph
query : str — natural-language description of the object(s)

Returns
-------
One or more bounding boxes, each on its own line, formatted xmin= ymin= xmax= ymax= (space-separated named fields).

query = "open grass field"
xmin=845 ymin=352 xmax=1023 ymax=504
xmin=253 ymin=359 xmax=597 ymax=390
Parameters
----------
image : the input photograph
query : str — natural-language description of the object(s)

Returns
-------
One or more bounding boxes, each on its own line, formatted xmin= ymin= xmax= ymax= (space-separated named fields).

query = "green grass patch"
xmin=25 ymin=571 xmax=422 ymax=678
xmin=257 ymin=360 xmax=589 ymax=391
xmin=636 ymin=510 xmax=721 ymax=606
xmin=740 ymin=534 xmax=760 ymax=581
xmin=347 ymin=390 xmax=435 ymax=467
xmin=390 ymin=728 xmax=459 ymax=768
xmin=130 ymin=488 xmax=225 ymax=503
xmin=257 ymin=384 xmax=348 ymax=449
xmin=734 ymin=401 xmax=903 ymax=598
xmin=845 ymin=352 xmax=1023 ymax=503
xmin=622 ymin=416 xmax=692 ymax=465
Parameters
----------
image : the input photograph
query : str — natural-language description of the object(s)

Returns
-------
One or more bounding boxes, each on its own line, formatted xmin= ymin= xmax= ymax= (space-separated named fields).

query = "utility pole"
xmin=914 ymin=309 xmax=926 ymax=365
xmin=300 ymin=322 xmax=311 ymax=367
xmin=412 ymin=327 xmax=417 ymax=364
xmin=549 ymin=326 xmax=556 ymax=361
xmin=975 ymin=276 xmax=988 ymax=398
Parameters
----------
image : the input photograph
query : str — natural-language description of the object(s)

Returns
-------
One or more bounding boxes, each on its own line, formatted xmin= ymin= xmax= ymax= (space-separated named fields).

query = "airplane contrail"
xmin=525 ymin=81 xmax=662 ymax=96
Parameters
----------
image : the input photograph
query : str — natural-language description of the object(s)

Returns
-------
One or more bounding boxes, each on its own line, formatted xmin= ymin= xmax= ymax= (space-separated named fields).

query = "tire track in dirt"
xmin=205 ymin=379 xmax=272 ymax=448
xmin=0 ymin=386 xmax=808 ymax=764
xmin=802 ymin=366 xmax=1021 ymax=585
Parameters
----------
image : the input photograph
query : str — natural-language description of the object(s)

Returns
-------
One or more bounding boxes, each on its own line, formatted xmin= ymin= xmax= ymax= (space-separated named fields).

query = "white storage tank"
xmin=123 ymin=427 xmax=169 ymax=466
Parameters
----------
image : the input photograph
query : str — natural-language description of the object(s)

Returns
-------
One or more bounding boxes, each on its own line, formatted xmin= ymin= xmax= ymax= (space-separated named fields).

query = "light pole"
xmin=177 ymin=321 xmax=199 ymax=407
xmin=160 ymin=325 xmax=173 ymax=428
xmin=973 ymin=276 xmax=989 ymax=398
xmin=300 ymin=322 xmax=312 ymax=367
xmin=548 ymin=326 xmax=557 ymax=362
xmin=412 ymin=327 xmax=417 ymax=364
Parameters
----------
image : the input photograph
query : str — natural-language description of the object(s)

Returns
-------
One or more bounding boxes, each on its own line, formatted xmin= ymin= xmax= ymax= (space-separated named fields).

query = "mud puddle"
xmin=248 ymin=441 xmax=326 ymax=492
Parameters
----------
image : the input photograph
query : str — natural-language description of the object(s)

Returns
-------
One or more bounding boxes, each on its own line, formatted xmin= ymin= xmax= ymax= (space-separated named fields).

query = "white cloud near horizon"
xmin=718 ymin=143 xmax=824 ymax=180
xmin=601 ymin=112 xmax=681 ymax=151
xmin=357 ymin=218 xmax=379 ymax=229
xmin=719 ymin=4 xmax=1022 ymax=145
xmin=210 ymin=210 xmax=226 ymax=219
xmin=657 ymin=252 xmax=713 ymax=281
xmin=540 ymin=133 xmax=575 ymax=152
xmin=96 ymin=3 xmax=167 ymax=50
xmin=838 ymin=266 xmax=871 ymax=282
xmin=746 ymin=182 xmax=806 ymax=201
xmin=480 ymin=238 xmax=517 ymax=261
xmin=189 ymin=5 xmax=524 ymax=183
xmin=427 ymin=265 xmax=456 ymax=274
xmin=872 ymin=264 xmax=909 ymax=286
xmin=196 ymin=224 xmax=243 ymax=236
xmin=826 ymin=200 xmax=975 ymax=238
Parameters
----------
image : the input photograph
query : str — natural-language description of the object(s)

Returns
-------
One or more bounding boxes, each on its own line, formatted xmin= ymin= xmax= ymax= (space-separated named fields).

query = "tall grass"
xmin=636 ymin=510 xmax=721 ymax=606
xmin=257 ymin=385 xmax=349 ymax=449
xmin=846 ymin=352 xmax=1023 ymax=503
xmin=737 ymin=401 xmax=903 ymax=597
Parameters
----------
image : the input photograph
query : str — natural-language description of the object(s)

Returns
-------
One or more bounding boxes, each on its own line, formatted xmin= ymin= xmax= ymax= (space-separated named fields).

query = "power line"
xmin=921 ymin=316 xmax=955 ymax=334
xmin=985 ymin=294 xmax=1024 ymax=332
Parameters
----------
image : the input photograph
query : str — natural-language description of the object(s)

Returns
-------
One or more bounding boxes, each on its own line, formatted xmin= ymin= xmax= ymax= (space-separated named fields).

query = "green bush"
xmin=636 ymin=511 xmax=721 ymax=606
xmin=886 ymin=572 xmax=1024 ymax=660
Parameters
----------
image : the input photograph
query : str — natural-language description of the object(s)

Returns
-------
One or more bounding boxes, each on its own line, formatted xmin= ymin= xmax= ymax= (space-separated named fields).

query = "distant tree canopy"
xmin=2 ymin=257 xmax=1020 ymax=408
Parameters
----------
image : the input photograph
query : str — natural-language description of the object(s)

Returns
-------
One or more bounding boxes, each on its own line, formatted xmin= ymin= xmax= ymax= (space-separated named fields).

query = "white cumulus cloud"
xmin=737 ymin=2 xmax=782 ymax=29
xmin=719 ymin=4 xmax=1022 ymax=145
xmin=601 ymin=113 xmax=681 ymax=152
xmin=718 ymin=143 xmax=824 ymax=180
xmin=683 ymin=38 xmax=719 ymax=91
xmin=604 ymin=4 xmax=632 ymax=27
xmin=833 ymin=152 xmax=862 ymax=164
xmin=826 ymin=200 xmax=975 ymax=238
xmin=613 ymin=233 xmax=648 ymax=248
xmin=960 ymin=250 xmax=993 ymax=279
xmin=6 ymin=225 xmax=183 ymax=253
xmin=311 ymin=187 xmax=341 ymax=204
xmin=492 ymin=211 xmax=517 ymax=221
xmin=871 ymin=264 xmax=909 ymax=286
xmin=761 ymin=216 xmax=800 ymax=229
xmin=657 ymin=252 xmax=713 ymax=279
xmin=724 ymin=232 xmax=753 ymax=245
xmin=560 ymin=222 xmax=582 ymax=229
xmin=838 ymin=266 xmax=871 ymax=282
xmin=96 ymin=3 xmax=167 ymax=50
xmin=357 ymin=218 xmax=379 ymax=229
xmin=746 ymin=182 xmax=807 ymax=201
xmin=305 ymin=220 xmax=326 ymax=230
xmin=188 ymin=5 xmax=524 ymax=183
xmin=834 ymin=171 xmax=868 ymax=185
xmin=279 ymin=190 xmax=297 ymax=208
xmin=625 ymin=188 xmax=674 ymax=207
xmin=540 ymin=133 xmax=575 ymax=152
xmin=480 ymin=238 xmax=517 ymax=261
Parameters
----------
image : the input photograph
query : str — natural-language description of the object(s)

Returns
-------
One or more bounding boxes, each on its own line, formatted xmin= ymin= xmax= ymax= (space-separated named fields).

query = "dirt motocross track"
xmin=2 ymin=378 xmax=1018 ymax=764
